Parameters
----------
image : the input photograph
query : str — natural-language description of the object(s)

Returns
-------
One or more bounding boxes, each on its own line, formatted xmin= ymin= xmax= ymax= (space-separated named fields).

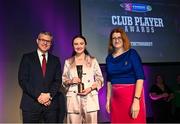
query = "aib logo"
xmin=120 ymin=3 xmax=152 ymax=13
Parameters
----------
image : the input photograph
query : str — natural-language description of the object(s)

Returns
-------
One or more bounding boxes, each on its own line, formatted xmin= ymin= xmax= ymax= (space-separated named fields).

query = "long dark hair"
xmin=71 ymin=35 xmax=90 ymax=56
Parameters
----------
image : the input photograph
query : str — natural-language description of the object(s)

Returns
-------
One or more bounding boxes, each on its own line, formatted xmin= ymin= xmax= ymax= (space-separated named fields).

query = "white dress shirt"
xmin=37 ymin=49 xmax=48 ymax=66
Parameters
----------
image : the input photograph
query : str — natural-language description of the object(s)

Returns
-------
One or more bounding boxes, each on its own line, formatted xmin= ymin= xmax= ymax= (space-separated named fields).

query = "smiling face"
xmin=112 ymin=32 xmax=124 ymax=50
xmin=108 ymin=28 xmax=131 ymax=54
xmin=36 ymin=33 xmax=52 ymax=53
xmin=73 ymin=37 xmax=86 ymax=55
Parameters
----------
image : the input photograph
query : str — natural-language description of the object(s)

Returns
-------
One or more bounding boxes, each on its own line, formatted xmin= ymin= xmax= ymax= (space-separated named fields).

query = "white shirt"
xmin=37 ymin=49 xmax=48 ymax=66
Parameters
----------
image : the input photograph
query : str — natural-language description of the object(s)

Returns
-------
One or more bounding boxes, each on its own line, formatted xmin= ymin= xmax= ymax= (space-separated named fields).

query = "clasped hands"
xmin=162 ymin=92 xmax=174 ymax=102
xmin=37 ymin=93 xmax=51 ymax=106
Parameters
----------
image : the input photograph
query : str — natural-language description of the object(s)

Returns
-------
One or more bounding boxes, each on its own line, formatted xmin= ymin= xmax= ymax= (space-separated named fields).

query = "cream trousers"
xmin=67 ymin=96 xmax=97 ymax=124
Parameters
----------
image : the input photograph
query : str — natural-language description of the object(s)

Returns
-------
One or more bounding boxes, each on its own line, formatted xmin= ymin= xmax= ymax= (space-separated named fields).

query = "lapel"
xmin=33 ymin=51 xmax=44 ymax=78
xmin=45 ymin=53 xmax=52 ymax=78
xmin=33 ymin=51 xmax=54 ymax=79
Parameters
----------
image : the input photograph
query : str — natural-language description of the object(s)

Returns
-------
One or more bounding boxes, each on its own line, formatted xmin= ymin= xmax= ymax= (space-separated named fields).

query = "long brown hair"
xmin=108 ymin=27 xmax=131 ymax=54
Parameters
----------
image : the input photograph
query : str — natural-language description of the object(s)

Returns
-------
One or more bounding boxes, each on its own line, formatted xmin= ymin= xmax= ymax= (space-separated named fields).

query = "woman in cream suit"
xmin=62 ymin=35 xmax=104 ymax=123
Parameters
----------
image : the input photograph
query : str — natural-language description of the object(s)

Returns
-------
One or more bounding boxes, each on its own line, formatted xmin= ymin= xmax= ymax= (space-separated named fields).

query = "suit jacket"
xmin=18 ymin=51 xmax=61 ymax=112
xmin=62 ymin=56 xmax=104 ymax=113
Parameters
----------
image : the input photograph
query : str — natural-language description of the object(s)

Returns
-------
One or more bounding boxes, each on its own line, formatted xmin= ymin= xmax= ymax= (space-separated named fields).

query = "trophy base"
xmin=78 ymin=83 xmax=84 ymax=93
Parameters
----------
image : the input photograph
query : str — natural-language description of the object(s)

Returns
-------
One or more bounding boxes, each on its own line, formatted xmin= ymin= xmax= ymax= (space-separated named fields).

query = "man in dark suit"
xmin=18 ymin=31 xmax=61 ymax=123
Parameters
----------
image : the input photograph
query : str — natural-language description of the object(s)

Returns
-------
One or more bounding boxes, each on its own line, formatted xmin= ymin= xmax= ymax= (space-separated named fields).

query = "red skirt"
xmin=110 ymin=84 xmax=146 ymax=123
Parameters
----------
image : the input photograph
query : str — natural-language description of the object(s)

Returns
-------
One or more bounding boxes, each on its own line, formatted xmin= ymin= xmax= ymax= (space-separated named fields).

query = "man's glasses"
xmin=38 ymin=38 xmax=52 ymax=46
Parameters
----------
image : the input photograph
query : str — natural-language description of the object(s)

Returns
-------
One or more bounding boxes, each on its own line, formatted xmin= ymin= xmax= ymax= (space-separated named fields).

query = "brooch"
xmin=125 ymin=61 xmax=128 ymax=65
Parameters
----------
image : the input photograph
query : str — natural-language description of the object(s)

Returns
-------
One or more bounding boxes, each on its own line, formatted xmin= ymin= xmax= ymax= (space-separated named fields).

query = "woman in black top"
xmin=149 ymin=74 xmax=174 ymax=122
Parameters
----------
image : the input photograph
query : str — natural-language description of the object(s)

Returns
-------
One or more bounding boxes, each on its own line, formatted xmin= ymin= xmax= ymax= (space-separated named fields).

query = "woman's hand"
xmin=161 ymin=92 xmax=169 ymax=101
xmin=167 ymin=93 xmax=174 ymax=102
xmin=131 ymin=99 xmax=140 ymax=119
xmin=162 ymin=92 xmax=169 ymax=98
xmin=106 ymin=100 xmax=110 ymax=114
xmin=70 ymin=77 xmax=81 ymax=84
xmin=77 ymin=87 xmax=92 ymax=96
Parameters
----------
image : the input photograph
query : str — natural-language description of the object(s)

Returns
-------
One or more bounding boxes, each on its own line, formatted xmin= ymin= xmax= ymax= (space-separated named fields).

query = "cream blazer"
xmin=62 ymin=56 xmax=104 ymax=113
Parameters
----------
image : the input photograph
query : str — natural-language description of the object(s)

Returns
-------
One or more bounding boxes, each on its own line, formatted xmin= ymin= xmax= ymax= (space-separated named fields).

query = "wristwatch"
xmin=134 ymin=96 xmax=141 ymax=100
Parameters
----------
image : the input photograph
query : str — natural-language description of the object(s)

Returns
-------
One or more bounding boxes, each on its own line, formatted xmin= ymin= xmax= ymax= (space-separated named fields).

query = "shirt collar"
xmin=37 ymin=49 xmax=48 ymax=59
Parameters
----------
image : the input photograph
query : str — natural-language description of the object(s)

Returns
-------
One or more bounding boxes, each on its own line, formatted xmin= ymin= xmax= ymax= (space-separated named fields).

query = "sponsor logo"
xmin=120 ymin=3 xmax=152 ymax=13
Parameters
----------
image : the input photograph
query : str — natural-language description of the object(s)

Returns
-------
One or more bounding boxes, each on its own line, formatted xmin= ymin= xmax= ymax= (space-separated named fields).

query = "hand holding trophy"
xmin=76 ymin=65 xmax=84 ymax=93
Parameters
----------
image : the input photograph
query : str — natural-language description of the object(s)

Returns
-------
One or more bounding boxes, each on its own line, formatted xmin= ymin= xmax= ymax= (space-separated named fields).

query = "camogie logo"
xmin=120 ymin=3 xmax=152 ymax=13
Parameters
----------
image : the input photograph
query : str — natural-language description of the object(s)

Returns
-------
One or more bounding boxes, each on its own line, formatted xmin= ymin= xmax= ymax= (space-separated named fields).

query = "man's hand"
xmin=37 ymin=93 xmax=51 ymax=104
xmin=44 ymin=100 xmax=51 ymax=106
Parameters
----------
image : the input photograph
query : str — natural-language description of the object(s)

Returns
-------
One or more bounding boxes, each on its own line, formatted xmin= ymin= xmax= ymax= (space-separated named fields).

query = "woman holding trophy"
xmin=62 ymin=35 xmax=104 ymax=123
